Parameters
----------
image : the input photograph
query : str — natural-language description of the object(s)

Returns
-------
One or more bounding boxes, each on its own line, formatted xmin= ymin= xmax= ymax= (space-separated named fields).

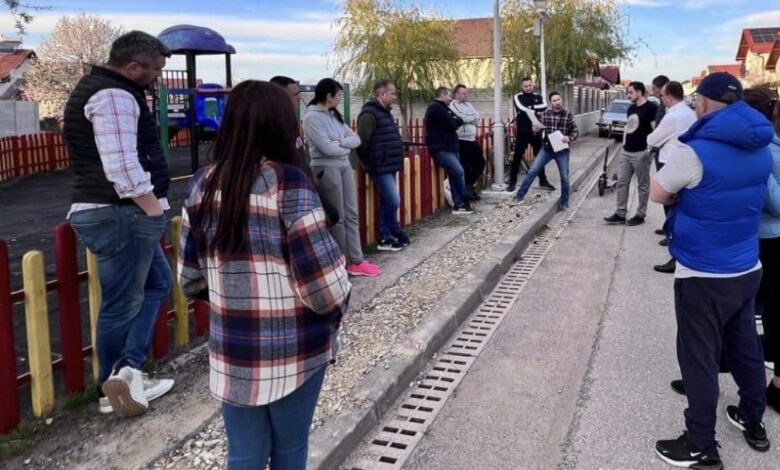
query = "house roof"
xmin=598 ymin=65 xmax=621 ymax=85
xmin=0 ymin=49 xmax=34 ymax=81
xmin=691 ymin=75 xmax=704 ymax=87
xmin=706 ymin=64 xmax=742 ymax=78
xmin=736 ymin=27 xmax=780 ymax=61
xmin=452 ymin=18 xmax=493 ymax=59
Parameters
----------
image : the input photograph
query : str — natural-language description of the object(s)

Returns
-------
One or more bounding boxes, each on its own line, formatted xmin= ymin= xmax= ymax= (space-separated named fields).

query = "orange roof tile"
xmin=767 ymin=33 xmax=780 ymax=70
xmin=0 ymin=49 xmax=33 ymax=81
xmin=452 ymin=18 xmax=493 ymax=59
xmin=736 ymin=27 xmax=780 ymax=61
xmin=706 ymin=64 xmax=742 ymax=78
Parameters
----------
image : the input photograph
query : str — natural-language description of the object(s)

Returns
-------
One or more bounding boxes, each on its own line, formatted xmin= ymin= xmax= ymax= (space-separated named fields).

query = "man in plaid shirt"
xmin=511 ymin=91 xmax=578 ymax=210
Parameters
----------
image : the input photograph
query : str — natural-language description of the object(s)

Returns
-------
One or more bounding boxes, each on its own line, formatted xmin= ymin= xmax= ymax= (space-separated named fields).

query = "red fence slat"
xmin=0 ymin=240 xmax=20 ymax=433
xmin=55 ymin=223 xmax=85 ymax=395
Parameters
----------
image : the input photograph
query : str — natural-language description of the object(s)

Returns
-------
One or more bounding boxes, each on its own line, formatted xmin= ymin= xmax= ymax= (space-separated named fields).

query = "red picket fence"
xmin=0 ymin=223 xmax=209 ymax=434
xmin=0 ymin=133 xmax=69 ymax=183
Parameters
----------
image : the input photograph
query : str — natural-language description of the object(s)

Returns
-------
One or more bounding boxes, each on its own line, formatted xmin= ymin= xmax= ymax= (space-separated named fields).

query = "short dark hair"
xmin=435 ymin=86 xmax=450 ymax=99
xmin=664 ymin=81 xmax=684 ymax=101
xmin=628 ymin=81 xmax=646 ymax=95
xmin=453 ymin=84 xmax=467 ymax=95
xmin=549 ymin=91 xmax=561 ymax=101
xmin=652 ymin=75 xmax=670 ymax=88
xmin=521 ymin=76 xmax=533 ymax=83
xmin=108 ymin=31 xmax=171 ymax=67
xmin=373 ymin=79 xmax=394 ymax=94
xmin=269 ymin=76 xmax=296 ymax=87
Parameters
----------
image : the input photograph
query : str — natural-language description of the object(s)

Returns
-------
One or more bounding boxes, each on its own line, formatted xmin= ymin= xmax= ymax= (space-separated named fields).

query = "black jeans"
xmin=759 ymin=237 xmax=780 ymax=376
xmin=509 ymin=132 xmax=546 ymax=185
xmin=675 ymin=270 xmax=766 ymax=451
xmin=458 ymin=140 xmax=486 ymax=187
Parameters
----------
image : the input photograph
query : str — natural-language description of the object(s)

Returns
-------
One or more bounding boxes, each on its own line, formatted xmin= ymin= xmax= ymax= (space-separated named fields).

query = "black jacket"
xmin=424 ymin=100 xmax=463 ymax=154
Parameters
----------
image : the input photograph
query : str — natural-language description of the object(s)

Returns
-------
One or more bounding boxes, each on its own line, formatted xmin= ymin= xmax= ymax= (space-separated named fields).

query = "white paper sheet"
xmin=548 ymin=131 xmax=569 ymax=152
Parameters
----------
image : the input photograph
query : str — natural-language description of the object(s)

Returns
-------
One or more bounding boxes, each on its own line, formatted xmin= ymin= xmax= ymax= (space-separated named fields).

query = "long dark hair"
xmin=196 ymin=80 xmax=302 ymax=256
xmin=744 ymin=86 xmax=780 ymax=135
xmin=308 ymin=78 xmax=345 ymax=124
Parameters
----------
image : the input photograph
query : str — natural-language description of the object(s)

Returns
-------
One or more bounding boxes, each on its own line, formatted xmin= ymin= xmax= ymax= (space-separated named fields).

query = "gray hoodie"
xmin=303 ymin=104 xmax=361 ymax=167
xmin=449 ymin=100 xmax=480 ymax=142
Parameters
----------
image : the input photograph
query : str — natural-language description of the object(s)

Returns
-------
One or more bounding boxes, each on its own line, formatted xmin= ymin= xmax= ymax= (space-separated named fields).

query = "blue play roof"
xmin=158 ymin=25 xmax=236 ymax=55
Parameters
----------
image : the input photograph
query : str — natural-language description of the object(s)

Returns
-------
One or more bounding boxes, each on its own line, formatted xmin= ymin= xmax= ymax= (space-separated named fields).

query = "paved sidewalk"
xmin=393 ymin=170 xmax=779 ymax=469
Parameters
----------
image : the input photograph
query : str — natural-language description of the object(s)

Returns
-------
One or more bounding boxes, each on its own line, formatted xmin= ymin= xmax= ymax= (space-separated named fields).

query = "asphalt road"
xmin=398 ymin=175 xmax=779 ymax=469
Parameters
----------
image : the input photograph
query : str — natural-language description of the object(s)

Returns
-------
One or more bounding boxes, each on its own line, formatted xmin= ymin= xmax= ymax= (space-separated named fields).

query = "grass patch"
xmin=62 ymin=386 xmax=99 ymax=411
xmin=0 ymin=422 xmax=41 ymax=461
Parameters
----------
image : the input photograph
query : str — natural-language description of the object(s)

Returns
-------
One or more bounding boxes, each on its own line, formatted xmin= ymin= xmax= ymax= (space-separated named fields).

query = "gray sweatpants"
xmin=311 ymin=162 xmax=364 ymax=265
xmin=615 ymin=149 xmax=652 ymax=218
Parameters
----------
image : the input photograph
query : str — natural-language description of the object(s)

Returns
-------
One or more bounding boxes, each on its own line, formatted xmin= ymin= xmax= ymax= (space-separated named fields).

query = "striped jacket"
xmin=178 ymin=161 xmax=351 ymax=406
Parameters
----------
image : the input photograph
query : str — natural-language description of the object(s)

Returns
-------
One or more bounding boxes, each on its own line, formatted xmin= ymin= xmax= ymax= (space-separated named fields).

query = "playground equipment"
xmin=157 ymin=24 xmax=235 ymax=172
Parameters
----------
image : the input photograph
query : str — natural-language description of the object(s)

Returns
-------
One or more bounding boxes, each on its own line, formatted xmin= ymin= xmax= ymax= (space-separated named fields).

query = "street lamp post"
xmin=533 ymin=0 xmax=550 ymax=100
xmin=491 ymin=0 xmax=505 ymax=190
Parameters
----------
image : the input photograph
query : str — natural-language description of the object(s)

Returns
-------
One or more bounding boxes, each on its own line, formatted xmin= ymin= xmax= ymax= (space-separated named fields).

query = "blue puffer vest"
xmin=668 ymin=101 xmax=773 ymax=273
xmin=358 ymin=100 xmax=404 ymax=175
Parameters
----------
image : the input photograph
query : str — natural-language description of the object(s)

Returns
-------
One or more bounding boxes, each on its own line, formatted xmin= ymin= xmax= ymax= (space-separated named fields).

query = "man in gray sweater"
xmin=450 ymin=84 xmax=485 ymax=201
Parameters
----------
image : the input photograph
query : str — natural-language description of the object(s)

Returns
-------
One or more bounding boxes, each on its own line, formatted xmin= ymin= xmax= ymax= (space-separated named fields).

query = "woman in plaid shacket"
xmin=178 ymin=81 xmax=351 ymax=469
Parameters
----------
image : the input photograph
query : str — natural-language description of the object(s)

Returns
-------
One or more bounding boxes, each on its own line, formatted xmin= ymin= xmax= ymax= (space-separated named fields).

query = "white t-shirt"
xmin=655 ymin=143 xmax=761 ymax=279
xmin=646 ymin=101 xmax=697 ymax=164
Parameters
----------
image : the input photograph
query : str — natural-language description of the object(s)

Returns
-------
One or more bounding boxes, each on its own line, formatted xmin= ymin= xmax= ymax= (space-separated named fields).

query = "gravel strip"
xmin=150 ymin=193 xmax=550 ymax=469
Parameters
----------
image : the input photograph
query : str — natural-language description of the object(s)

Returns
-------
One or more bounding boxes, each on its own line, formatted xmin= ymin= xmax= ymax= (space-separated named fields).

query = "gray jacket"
xmin=449 ymin=100 xmax=480 ymax=142
xmin=303 ymin=104 xmax=361 ymax=167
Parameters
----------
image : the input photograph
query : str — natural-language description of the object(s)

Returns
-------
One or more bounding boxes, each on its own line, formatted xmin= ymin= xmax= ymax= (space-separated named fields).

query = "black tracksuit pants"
xmin=675 ymin=270 xmax=766 ymax=452
xmin=458 ymin=140 xmax=485 ymax=187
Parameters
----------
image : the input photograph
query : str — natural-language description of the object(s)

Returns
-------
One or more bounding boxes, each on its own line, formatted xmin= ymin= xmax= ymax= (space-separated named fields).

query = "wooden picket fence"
xmin=0 ymin=133 xmax=69 ymax=183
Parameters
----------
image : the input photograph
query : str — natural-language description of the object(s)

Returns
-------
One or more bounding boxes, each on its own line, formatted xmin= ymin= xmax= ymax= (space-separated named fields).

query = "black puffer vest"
xmin=64 ymin=66 xmax=169 ymax=204
xmin=358 ymin=100 xmax=404 ymax=175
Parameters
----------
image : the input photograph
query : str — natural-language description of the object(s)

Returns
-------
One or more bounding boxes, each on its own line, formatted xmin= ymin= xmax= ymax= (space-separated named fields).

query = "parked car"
xmin=597 ymin=99 xmax=631 ymax=138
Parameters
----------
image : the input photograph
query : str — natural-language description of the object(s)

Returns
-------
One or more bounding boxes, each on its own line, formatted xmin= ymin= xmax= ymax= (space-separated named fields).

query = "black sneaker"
xmin=726 ymin=405 xmax=770 ymax=451
xmin=392 ymin=230 xmax=411 ymax=247
xmin=505 ymin=183 xmax=517 ymax=193
xmin=659 ymin=238 xmax=669 ymax=247
xmin=626 ymin=215 xmax=645 ymax=226
xmin=655 ymin=433 xmax=722 ymax=470
xmin=654 ymin=259 xmax=676 ymax=274
xmin=654 ymin=229 xmax=665 ymax=235
xmin=671 ymin=379 xmax=686 ymax=396
xmin=603 ymin=213 xmax=626 ymax=224
xmin=452 ymin=206 xmax=474 ymax=215
xmin=767 ymin=382 xmax=780 ymax=414
xmin=377 ymin=238 xmax=404 ymax=252
xmin=539 ymin=180 xmax=556 ymax=191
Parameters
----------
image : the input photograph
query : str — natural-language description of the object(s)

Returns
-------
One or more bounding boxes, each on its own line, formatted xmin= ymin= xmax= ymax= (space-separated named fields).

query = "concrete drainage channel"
xmin=343 ymin=147 xmax=615 ymax=470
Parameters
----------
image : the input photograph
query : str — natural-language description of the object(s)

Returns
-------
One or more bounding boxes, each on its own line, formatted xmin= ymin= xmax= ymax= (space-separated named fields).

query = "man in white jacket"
xmin=450 ymin=84 xmax=485 ymax=201
xmin=646 ymin=81 xmax=697 ymax=274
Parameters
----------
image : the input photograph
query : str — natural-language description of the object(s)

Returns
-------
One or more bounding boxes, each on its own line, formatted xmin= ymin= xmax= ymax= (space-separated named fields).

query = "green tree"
xmin=332 ymin=0 xmax=460 ymax=138
xmin=501 ymin=0 xmax=633 ymax=90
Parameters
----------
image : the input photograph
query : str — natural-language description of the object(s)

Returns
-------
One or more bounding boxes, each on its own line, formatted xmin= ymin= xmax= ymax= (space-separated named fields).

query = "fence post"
xmin=403 ymin=157 xmax=412 ymax=226
xmin=413 ymin=154 xmax=422 ymax=221
xmin=366 ymin=176 xmax=375 ymax=246
xmin=0 ymin=240 xmax=20 ymax=433
xmin=194 ymin=301 xmax=208 ymax=337
xmin=22 ymin=251 xmax=55 ymax=417
xmin=86 ymin=251 xmax=101 ymax=382
xmin=55 ymin=223 xmax=85 ymax=395
xmin=357 ymin=168 xmax=367 ymax=248
xmin=169 ymin=217 xmax=190 ymax=348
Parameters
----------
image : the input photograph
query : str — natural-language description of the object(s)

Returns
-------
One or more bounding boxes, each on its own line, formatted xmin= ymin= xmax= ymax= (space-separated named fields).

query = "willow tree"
xmin=332 ymin=0 xmax=460 ymax=138
xmin=501 ymin=0 xmax=633 ymax=90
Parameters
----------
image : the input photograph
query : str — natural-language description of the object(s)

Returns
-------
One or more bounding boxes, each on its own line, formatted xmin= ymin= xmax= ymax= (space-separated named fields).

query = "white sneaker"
xmin=101 ymin=366 xmax=149 ymax=417
xmin=99 ymin=373 xmax=174 ymax=414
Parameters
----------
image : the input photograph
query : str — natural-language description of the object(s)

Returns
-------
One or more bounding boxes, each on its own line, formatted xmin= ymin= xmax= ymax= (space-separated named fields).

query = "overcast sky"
xmin=2 ymin=0 xmax=778 ymax=87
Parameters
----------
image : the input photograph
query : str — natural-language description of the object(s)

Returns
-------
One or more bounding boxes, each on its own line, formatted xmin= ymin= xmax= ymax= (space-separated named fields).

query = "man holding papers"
xmin=511 ymin=91 xmax=578 ymax=210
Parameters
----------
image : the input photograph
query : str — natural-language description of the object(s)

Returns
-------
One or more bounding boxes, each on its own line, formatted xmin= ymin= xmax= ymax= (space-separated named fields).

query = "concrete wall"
xmin=0 ymin=101 xmax=40 ymax=137
xmin=574 ymin=111 xmax=601 ymax=136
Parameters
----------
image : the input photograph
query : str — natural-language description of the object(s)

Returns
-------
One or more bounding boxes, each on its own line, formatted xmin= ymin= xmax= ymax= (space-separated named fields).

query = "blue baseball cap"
xmin=696 ymin=72 xmax=742 ymax=104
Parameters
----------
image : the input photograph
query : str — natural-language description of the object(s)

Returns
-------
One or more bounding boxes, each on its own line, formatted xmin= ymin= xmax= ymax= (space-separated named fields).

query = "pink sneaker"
xmin=347 ymin=260 xmax=381 ymax=277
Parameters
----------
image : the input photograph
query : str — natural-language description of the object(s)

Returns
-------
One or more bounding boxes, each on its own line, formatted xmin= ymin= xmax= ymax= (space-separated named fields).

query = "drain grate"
xmin=345 ymin=164 xmax=603 ymax=470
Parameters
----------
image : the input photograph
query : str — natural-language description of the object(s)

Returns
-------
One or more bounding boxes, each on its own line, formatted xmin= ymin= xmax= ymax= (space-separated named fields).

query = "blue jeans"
xmin=432 ymin=151 xmax=466 ymax=208
xmin=70 ymin=205 xmax=172 ymax=383
xmin=370 ymin=172 xmax=401 ymax=240
xmin=222 ymin=367 xmax=327 ymax=470
xmin=514 ymin=147 xmax=570 ymax=207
